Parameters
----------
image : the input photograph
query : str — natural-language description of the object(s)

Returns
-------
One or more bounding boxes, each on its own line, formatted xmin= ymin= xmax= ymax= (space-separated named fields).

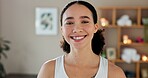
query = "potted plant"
xmin=0 ymin=38 xmax=10 ymax=78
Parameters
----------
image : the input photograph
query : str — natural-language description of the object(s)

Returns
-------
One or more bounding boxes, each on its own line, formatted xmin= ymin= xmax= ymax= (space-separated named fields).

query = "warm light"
xmin=100 ymin=18 xmax=109 ymax=26
xmin=142 ymin=55 xmax=148 ymax=61
xmin=102 ymin=23 xmax=106 ymax=26
xmin=123 ymin=35 xmax=132 ymax=44
xmin=127 ymin=39 xmax=132 ymax=44
xmin=123 ymin=35 xmax=128 ymax=44
xmin=123 ymin=35 xmax=128 ymax=40
xmin=123 ymin=40 xmax=128 ymax=44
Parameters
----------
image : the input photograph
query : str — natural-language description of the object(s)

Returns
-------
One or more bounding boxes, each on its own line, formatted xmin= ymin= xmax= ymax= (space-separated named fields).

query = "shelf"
xmin=120 ymin=42 xmax=148 ymax=46
xmin=139 ymin=61 xmax=148 ymax=63
xmin=110 ymin=59 xmax=124 ymax=63
xmin=102 ymin=26 xmax=118 ymax=28
xmin=102 ymin=25 xmax=144 ymax=28
xmin=119 ymin=26 xmax=144 ymax=28
xmin=110 ymin=59 xmax=148 ymax=63
xmin=98 ymin=7 xmax=148 ymax=78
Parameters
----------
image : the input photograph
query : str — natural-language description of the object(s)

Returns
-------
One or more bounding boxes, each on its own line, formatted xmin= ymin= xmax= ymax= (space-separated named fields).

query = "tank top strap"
xmin=95 ymin=56 xmax=108 ymax=78
xmin=54 ymin=55 xmax=68 ymax=78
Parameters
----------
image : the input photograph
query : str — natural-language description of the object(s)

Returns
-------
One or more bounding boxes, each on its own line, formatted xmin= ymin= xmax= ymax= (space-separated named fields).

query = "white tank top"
xmin=54 ymin=55 xmax=108 ymax=78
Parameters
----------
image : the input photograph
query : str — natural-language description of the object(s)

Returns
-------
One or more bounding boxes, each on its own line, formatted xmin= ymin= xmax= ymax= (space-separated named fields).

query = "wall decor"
xmin=35 ymin=7 xmax=58 ymax=35
xmin=106 ymin=47 xmax=116 ymax=60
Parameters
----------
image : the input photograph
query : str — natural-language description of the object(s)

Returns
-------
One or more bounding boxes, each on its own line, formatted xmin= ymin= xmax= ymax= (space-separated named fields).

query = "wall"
xmin=0 ymin=0 xmax=148 ymax=75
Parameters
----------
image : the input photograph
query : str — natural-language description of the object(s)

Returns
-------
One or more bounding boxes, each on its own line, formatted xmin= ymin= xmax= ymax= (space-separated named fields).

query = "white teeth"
xmin=73 ymin=36 xmax=84 ymax=40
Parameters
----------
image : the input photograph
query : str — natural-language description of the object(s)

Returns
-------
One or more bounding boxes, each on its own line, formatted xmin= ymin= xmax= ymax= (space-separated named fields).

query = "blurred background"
xmin=0 ymin=0 xmax=148 ymax=78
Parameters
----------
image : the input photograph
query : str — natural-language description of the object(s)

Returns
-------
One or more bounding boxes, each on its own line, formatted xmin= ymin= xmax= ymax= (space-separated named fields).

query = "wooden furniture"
xmin=6 ymin=74 xmax=37 ymax=78
xmin=98 ymin=7 xmax=148 ymax=78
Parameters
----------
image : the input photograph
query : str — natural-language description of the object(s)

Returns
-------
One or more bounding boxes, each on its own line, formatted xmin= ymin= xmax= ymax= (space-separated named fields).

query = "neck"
xmin=66 ymin=48 xmax=100 ymax=67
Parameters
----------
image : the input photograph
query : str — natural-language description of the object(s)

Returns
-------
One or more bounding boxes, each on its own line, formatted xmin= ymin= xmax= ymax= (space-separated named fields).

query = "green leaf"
xmin=0 ymin=48 xmax=3 ymax=53
xmin=3 ymin=44 xmax=10 ymax=51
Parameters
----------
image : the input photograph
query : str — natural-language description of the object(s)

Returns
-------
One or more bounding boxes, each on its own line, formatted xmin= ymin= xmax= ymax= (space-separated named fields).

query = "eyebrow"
xmin=64 ymin=17 xmax=74 ymax=21
xmin=80 ymin=16 xmax=90 ymax=19
xmin=64 ymin=16 xmax=90 ymax=21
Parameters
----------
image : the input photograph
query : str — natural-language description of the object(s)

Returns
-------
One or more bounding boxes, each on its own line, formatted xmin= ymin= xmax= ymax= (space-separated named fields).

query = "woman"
xmin=37 ymin=1 xmax=126 ymax=78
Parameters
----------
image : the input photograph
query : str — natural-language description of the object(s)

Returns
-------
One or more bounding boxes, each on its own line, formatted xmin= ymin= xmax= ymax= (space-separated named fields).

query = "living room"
xmin=0 ymin=0 xmax=148 ymax=78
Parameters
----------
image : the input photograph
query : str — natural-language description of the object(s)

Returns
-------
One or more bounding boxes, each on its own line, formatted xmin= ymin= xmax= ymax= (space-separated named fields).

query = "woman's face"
xmin=61 ymin=4 xmax=98 ymax=49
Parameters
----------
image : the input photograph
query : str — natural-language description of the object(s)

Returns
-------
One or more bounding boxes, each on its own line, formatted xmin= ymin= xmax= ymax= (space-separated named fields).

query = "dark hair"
xmin=60 ymin=0 xmax=105 ymax=55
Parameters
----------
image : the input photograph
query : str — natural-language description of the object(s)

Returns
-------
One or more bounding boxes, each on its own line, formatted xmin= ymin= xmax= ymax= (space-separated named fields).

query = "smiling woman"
xmin=37 ymin=1 xmax=126 ymax=78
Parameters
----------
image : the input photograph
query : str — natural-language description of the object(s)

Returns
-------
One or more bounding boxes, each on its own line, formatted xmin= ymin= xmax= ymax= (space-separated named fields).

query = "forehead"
xmin=63 ymin=4 xmax=93 ymax=19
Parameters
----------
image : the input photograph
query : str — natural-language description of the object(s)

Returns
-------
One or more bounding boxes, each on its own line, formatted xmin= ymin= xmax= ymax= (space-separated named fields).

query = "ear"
xmin=94 ymin=23 xmax=99 ymax=33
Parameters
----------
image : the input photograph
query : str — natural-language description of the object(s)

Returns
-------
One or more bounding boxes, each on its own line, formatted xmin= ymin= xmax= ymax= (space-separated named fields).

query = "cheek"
xmin=61 ymin=27 xmax=72 ymax=44
xmin=62 ymin=27 xmax=72 ymax=36
xmin=84 ymin=26 xmax=96 ymax=33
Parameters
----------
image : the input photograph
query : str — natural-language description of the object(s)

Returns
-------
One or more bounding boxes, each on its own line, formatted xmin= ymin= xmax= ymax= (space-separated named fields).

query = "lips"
xmin=70 ymin=35 xmax=87 ymax=41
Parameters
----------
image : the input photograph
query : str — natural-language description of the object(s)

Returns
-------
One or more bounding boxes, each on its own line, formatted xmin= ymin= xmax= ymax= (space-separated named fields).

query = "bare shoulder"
xmin=108 ymin=61 xmax=126 ymax=78
xmin=37 ymin=59 xmax=56 ymax=78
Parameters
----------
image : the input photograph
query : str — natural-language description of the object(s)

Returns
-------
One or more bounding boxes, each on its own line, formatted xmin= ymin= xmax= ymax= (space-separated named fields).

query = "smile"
xmin=70 ymin=35 xmax=87 ymax=40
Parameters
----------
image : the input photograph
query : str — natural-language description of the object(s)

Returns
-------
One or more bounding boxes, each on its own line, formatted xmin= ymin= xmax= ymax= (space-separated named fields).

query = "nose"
xmin=72 ymin=24 xmax=83 ymax=33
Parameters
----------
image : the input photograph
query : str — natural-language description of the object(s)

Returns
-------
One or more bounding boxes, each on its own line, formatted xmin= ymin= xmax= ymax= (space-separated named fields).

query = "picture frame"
xmin=35 ymin=7 xmax=58 ymax=35
xmin=141 ymin=68 xmax=148 ymax=78
xmin=106 ymin=47 xmax=116 ymax=60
